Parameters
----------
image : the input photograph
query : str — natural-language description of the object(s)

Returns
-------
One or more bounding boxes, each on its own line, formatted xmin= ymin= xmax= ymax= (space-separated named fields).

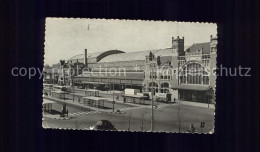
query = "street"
xmin=43 ymin=92 xmax=214 ymax=133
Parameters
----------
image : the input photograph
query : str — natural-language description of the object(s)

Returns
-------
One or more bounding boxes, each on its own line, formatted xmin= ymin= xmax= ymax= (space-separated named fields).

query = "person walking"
xmin=189 ymin=124 xmax=196 ymax=133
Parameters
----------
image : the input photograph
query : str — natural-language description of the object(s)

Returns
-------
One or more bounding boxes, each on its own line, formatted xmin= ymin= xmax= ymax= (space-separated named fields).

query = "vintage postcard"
xmin=43 ymin=18 xmax=217 ymax=133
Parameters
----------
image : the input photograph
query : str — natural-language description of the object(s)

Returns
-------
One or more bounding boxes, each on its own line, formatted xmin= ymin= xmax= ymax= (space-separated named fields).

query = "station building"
xmin=55 ymin=35 xmax=217 ymax=103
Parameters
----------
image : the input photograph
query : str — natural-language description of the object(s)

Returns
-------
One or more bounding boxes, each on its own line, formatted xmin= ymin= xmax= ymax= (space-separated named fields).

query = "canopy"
xmin=81 ymin=81 xmax=106 ymax=85
xmin=171 ymin=85 xmax=209 ymax=91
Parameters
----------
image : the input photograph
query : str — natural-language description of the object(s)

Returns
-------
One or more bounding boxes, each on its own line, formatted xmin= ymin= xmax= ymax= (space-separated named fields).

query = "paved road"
xmin=43 ymin=103 xmax=214 ymax=133
xmin=49 ymin=102 xmax=93 ymax=117
xmin=63 ymin=93 xmax=134 ymax=110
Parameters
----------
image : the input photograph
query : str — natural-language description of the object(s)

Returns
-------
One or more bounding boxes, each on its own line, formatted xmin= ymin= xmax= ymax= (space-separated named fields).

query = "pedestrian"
xmin=189 ymin=124 xmax=196 ymax=133
xmin=66 ymin=109 xmax=69 ymax=117
xmin=174 ymin=97 xmax=176 ymax=103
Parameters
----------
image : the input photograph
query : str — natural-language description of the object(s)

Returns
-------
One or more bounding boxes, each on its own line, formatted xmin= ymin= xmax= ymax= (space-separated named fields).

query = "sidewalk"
xmin=68 ymin=91 xmax=143 ymax=108
xmin=42 ymin=113 xmax=70 ymax=120
xmin=74 ymin=88 xmax=123 ymax=95
xmin=73 ymin=90 xmax=215 ymax=109
xmin=43 ymin=96 xmax=111 ymax=113
xmin=105 ymin=98 xmax=150 ymax=109
xmin=99 ymin=90 xmax=123 ymax=95
xmin=176 ymin=100 xmax=215 ymax=109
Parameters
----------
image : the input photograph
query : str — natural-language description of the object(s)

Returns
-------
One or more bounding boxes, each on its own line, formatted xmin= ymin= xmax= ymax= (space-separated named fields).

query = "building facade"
xmin=45 ymin=35 xmax=217 ymax=103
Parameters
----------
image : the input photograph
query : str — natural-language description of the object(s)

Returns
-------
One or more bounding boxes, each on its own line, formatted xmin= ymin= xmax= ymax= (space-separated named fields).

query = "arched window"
xmin=148 ymin=82 xmax=159 ymax=93
xmin=179 ymin=62 xmax=209 ymax=85
xmin=161 ymin=82 xmax=170 ymax=93
xmin=161 ymin=82 xmax=169 ymax=88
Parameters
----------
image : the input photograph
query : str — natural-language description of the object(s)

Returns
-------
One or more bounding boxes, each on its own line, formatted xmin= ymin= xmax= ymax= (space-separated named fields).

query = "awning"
xmin=171 ymin=85 xmax=209 ymax=91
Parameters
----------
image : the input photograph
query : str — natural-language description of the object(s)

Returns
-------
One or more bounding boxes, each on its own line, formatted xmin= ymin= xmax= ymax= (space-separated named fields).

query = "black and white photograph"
xmin=43 ymin=18 xmax=217 ymax=133
xmin=2 ymin=0 xmax=260 ymax=151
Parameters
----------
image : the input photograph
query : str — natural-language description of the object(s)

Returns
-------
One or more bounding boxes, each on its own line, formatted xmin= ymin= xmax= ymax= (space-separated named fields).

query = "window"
xmin=149 ymin=82 xmax=159 ymax=93
xmin=179 ymin=62 xmax=209 ymax=85
xmin=160 ymin=83 xmax=170 ymax=93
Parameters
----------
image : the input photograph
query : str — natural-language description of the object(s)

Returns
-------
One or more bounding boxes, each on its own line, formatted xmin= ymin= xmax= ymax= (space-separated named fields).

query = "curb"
xmin=43 ymin=115 xmax=71 ymax=120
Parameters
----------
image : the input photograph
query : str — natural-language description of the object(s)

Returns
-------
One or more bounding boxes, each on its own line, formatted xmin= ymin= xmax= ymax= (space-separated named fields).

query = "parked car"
xmin=89 ymin=120 xmax=116 ymax=131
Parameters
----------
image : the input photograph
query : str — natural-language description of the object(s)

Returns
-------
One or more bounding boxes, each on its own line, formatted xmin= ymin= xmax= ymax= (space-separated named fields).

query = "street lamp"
xmin=141 ymin=111 xmax=150 ymax=131
xmin=72 ymin=78 xmax=75 ymax=102
xmin=112 ymin=83 xmax=115 ymax=112
xmin=206 ymin=86 xmax=213 ymax=108
xmin=148 ymin=52 xmax=160 ymax=132
xmin=177 ymin=100 xmax=181 ymax=133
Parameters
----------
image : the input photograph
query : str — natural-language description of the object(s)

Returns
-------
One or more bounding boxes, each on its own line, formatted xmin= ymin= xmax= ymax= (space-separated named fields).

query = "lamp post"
xmin=72 ymin=78 xmax=75 ymax=102
xmin=148 ymin=51 xmax=160 ymax=132
xmin=151 ymin=62 xmax=154 ymax=131
xmin=112 ymin=83 xmax=115 ymax=112
xmin=206 ymin=86 xmax=213 ymax=108
xmin=178 ymin=99 xmax=181 ymax=133
xmin=141 ymin=111 xmax=150 ymax=131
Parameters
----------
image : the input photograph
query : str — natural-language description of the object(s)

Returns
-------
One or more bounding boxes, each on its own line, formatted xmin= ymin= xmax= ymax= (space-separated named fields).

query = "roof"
xmin=186 ymin=42 xmax=210 ymax=54
xmin=69 ymin=54 xmax=84 ymax=60
xmin=69 ymin=52 xmax=106 ymax=59
xmin=76 ymin=71 xmax=144 ymax=80
xmin=69 ymin=50 xmax=124 ymax=61
xmin=69 ymin=52 xmax=100 ymax=60
xmin=99 ymin=48 xmax=176 ymax=63
xmin=81 ymin=81 xmax=106 ymax=85
xmin=172 ymin=85 xmax=209 ymax=91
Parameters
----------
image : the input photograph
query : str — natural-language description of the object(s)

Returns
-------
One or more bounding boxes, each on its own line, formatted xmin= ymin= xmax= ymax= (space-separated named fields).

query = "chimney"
xmin=85 ymin=49 xmax=88 ymax=67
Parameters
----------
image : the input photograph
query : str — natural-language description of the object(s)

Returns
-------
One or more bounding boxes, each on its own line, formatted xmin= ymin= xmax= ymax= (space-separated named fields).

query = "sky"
xmin=44 ymin=18 xmax=217 ymax=66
